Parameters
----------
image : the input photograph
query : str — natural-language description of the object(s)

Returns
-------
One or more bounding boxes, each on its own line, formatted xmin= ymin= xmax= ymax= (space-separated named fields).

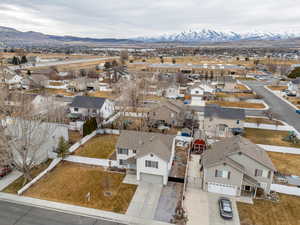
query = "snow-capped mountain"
xmin=134 ymin=29 xmax=299 ymax=43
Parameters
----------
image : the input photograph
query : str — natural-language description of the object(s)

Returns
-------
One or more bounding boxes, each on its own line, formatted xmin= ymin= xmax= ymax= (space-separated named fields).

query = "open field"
xmin=267 ymin=85 xmax=287 ymax=91
xmin=245 ymin=117 xmax=284 ymax=125
xmin=24 ymin=162 xmax=137 ymax=213
xmin=207 ymin=101 xmax=265 ymax=109
xmin=244 ymin=128 xmax=300 ymax=148
xmin=238 ymin=194 xmax=300 ymax=225
xmin=74 ymin=135 xmax=118 ymax=159
xmin=3 ymin=160 xmax=52 ymax=194
xmin=267 ymin=152 xmax=300 ymax=176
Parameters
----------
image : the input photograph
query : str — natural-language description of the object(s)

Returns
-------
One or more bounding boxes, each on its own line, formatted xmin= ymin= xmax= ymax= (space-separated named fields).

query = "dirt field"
xmin=267 ymin=152 xmax=300 ymax=176
xmin=244 ymin=128 xmax=300 ymax=148
xmin=74 ymin=135 xmax=118 ymax=159
xmin=24 ymin=162 xmax=137 ymax=213
xmin=238 ymin=194 xmax=300 ymax=225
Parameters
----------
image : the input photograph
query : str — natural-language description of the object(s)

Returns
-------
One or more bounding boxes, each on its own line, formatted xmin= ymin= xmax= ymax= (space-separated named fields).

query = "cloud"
xmin=0 ymin=0 xmax=299 ymax=38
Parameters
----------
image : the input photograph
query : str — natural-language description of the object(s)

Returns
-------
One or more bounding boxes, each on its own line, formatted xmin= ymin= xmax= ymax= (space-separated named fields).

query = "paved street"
xmin=0 ymin=200 xmax=125 ymax=225
xmin=243 ymin=81 xmax=300 ymax=133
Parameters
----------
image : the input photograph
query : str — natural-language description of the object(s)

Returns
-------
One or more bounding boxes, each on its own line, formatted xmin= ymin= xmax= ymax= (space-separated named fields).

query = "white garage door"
xmin=208 ymin=182 xmax=237 ymax=196
xmin=140 ymin=173 xmax=163 ymax=184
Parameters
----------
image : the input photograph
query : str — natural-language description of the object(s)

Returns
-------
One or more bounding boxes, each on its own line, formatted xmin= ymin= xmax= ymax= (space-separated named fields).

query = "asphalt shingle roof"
xmin=70 ymin=96 xmax=106 ymax=109
xmin=116 ymin=130 xmax=175 ymax=162
xmin=204 ymin=105 xmax=245 ymax=120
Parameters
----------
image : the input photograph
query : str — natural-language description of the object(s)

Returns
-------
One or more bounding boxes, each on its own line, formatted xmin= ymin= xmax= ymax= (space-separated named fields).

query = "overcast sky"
xmin=0 ymin=0 xmax=299 ymax=38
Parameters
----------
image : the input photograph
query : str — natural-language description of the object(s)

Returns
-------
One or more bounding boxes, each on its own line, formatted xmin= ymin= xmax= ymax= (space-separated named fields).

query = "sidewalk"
xmin=0 ymin=192 xmax=172 ymax=225
xmin=0 ymin=170 xmax=22 ymax=191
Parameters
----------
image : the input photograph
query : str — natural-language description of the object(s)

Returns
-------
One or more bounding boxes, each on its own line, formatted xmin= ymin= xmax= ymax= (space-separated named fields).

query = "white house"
xmin=116 ymin=130 xmax=176 ymax=185
xmin=164 ymin=85 xmax=180 ymax=99
xmin=69 ymin=96 xmax=115 ymax=120
xmin=190 ymin=85 xmax=205 ymax=106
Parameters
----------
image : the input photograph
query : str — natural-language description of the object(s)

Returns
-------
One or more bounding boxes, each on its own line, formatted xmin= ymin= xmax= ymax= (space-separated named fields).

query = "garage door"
xmin=208 ymin=182 xmax=237 ymax=196
xmin=140 ymin=173 xmax=163 ymax=184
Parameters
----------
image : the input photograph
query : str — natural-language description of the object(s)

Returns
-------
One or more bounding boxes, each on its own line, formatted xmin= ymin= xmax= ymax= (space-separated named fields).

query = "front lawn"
xmin=245 ymin=117 xmax=284 ymax=125
xmin=244 ymin=128 xmax=300 ymax=148
xmin=3 ymin=160 xmax=52 ymax=194
xmin=88 ymin=91 xmax=115 ymax=99
xmin=74 ymin=135 xmax=118 ymax=159
xmin=238 ymin=194 xmax=300 ymax=225
xmin=24 ymin=162 xmax=137 ymax=213
xmin=68 ymin=130 xmax=82 ymax=145
xmin=267 ymin=152 xmax=300 ymax=176
xmin=235 ymin=84 xmax=249 ymax=91
xmin=267 ymin=85 xmax=287 ymax=91
xmin=207 ymin=101 xmax=265 ymax=109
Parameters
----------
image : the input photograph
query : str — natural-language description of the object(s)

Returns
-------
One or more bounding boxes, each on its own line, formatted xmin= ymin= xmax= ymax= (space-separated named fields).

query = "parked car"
xmin=0 ymin=165 xmax=12 ymax=178
xmin=219 ymin=197 xmax=233 ymax=219
xmin=287 ymin=93 xmax=297 ymax=97
xmin=296 ymin=110 xmax=300 ymax=115
xmin=232 ymin=128 xmax=244 ymax=136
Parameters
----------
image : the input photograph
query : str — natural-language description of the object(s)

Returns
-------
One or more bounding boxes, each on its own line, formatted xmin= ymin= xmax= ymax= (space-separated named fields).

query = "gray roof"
xmin=202 ymin=136 xmax=276 ymax=171
xmin=116 ymin=130 xmax=175 ymax=162
xmin=70 ymin=96 xmax=106 ymax=109
xmin=204 ymin=105 xmax=245 ymax=120
xmin=291 ymin=77 xmax=300 ymax=84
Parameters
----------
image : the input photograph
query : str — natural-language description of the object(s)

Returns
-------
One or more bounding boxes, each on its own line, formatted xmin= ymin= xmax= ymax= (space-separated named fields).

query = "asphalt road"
xmin=0 ymin=200 xmax=125 ymax=225
xmin=243 ymin=80 xmax=300 ymax=132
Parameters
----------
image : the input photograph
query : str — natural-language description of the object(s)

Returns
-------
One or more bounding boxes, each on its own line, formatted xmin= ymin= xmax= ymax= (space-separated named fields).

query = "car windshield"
xmin=223 ymin=202 xmax=232 ymax=213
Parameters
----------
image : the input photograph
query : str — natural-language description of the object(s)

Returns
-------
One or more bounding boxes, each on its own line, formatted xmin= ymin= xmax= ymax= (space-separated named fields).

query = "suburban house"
xmin=288 ymin=77 xmax=300 ymax=96
xmin=148 ymin=100 xmax=185 ymax=127
xmin=164 ymin=84 xmax=180 ymax=99
xmin=116 ymin=130 xmax=176 ymax=185
xmin=200 ymin=136 xmax=276 ymax=197
xmin=29 ymin=74 xmax=49 ymax=88
xmin=202 ymin=105 xmax=245 ymax=138
xmin=211 ymin=76 xmax=236 ymax=91
xmin=69 ymin=96 xmax=115 ymax=120
xmin=189 ymin=84 xmax=205 ymax=106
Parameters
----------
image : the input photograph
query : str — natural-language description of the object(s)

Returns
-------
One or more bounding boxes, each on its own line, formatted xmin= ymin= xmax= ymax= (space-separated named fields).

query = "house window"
xmin=215 ymin=170 xmax=230 ymax=179
xmin=243 ymin=185 xmax=252 ymax=191
xmin=237 ymin=120 xmax=240 ymax=124
xmin=145 ymin=160 xmax=158 ymax=168
xmin=119 ymin=159 xmax=127 ymax=166
xmin=117 ymin=148 xmax=128 ymax=155
xmin=74 ymin=108 xmax=79 ymax=112
xmin=132 ymin=150 xmax=136 ymax=154
xmin=255 ymin=169 xmax=267 ymax=177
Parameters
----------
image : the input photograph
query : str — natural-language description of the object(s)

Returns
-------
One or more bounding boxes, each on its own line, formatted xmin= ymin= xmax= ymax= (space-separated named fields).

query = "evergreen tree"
xmin=56 ymin=136 xmax=69 ymax=159
xmin=21 ymin=55 xmax=28 ymax=64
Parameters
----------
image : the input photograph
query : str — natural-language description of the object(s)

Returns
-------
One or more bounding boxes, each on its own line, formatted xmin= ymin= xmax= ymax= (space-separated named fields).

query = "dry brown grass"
xmin=74 ymin=135 xmax=118 ymax=159
xmin=286 ymin=96 xmax=300 ymax=109
xmin=24 ymin=162 xmax=137 ymax=213
xmin=49 ymin=82 xmax=65 ymax=86
xmin=207 ymin=101 xmax=265 ymax=109
xmin=245 ymin=117 xmax=284 ymax=125
xmin=3 ymin=160 xmax=52 ymax=194
xmin=68 ymin=130 xmax=82 ymax=144
xmin=27 ymin=88 xmax=75 ymax=97
xmin=236 ymin=77 xmax=256 ymax=81
xmin=267 ymin=152 xmax=300 ymax=176
xmin=238 ymin=194 xmax=300 ymax=225
xmin=267 ymin=86 xmax=287 ymax=91
xmin=216 ymin=92 xmax=256 ymax=98
xmin=244 ymin=128 xmax=300 ymax=148
xmin=88 ymin=91 xmax=115 ymax=99
xmin=235 ymin=84 xmax=249 ymax=91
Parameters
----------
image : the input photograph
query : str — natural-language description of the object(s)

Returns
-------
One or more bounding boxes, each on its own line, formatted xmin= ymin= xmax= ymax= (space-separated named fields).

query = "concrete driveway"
xmin=126 ymin=181 xmax=162 ymax=220
xmin=208 ymin=193 xmax=240 ymax=225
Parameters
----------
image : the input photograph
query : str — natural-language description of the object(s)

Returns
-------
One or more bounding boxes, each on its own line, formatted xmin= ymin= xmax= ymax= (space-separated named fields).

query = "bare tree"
xmin=0 ymin=90 xmax=59 ymax=185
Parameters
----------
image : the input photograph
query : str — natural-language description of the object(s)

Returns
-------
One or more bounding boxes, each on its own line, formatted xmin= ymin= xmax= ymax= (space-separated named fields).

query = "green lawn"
xmin=74 ymin=135 xmax=118 ymax=159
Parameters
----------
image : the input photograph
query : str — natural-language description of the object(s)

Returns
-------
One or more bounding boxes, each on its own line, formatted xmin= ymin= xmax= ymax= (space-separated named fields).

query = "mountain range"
xmin=134 ymin=29 xmax=300 ymax=43
xmin=0 ymin=26 xmax=300 ymax=47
